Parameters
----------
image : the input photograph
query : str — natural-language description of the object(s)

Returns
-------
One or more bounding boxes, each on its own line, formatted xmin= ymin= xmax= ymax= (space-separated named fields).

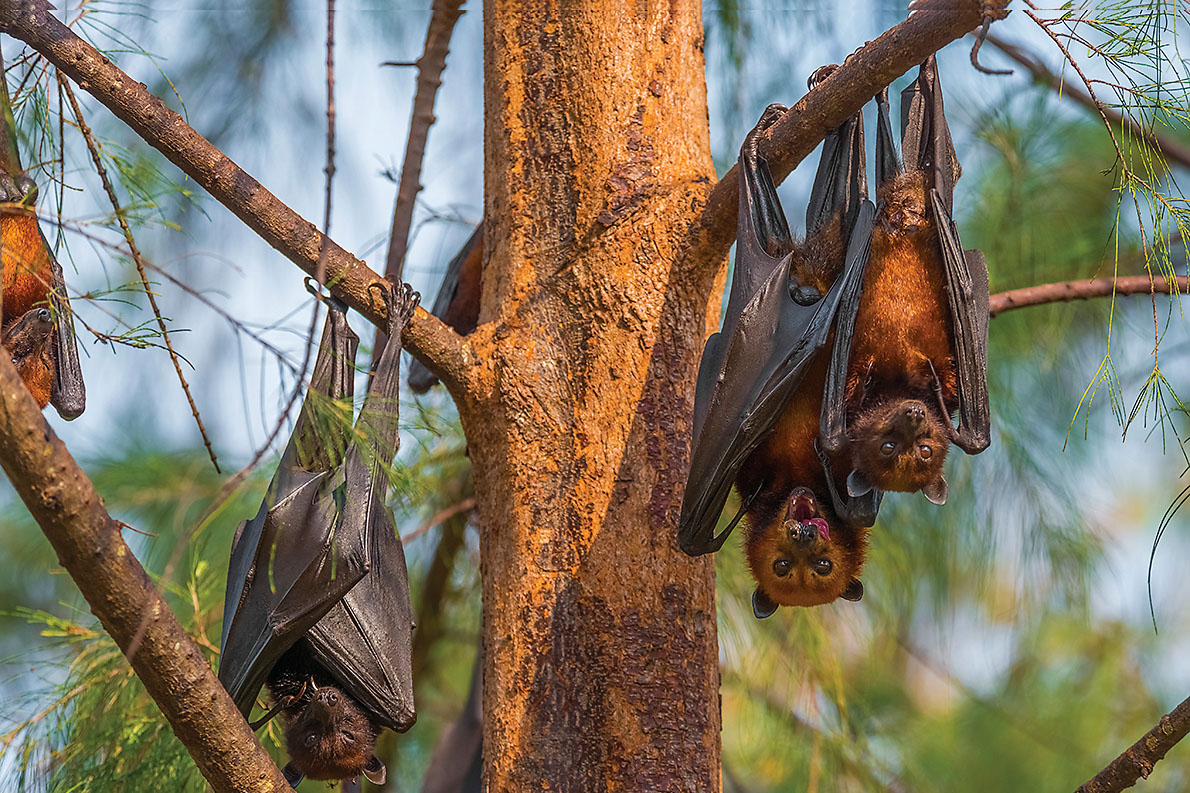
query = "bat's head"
xmin=848 ymin=398 xmax=950 ymax=504
xmin=2 ymin=308 xmax=53 ymax=358
xmin=283 ymin=684 xmax=386 ymax=785
xmin=745 ymin=487 xmax=865 ymax=615
xmin=876 ymin=171 xmax=931 ymax=236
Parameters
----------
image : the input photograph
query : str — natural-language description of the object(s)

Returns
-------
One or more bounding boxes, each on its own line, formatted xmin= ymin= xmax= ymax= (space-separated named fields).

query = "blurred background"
xmin=0 ymin=1 xmax=1188 ymax=791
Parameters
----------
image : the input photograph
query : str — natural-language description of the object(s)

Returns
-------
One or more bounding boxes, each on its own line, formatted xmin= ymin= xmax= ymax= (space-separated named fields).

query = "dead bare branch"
xmin=989 ymin=275 xmax=1188 ymax=317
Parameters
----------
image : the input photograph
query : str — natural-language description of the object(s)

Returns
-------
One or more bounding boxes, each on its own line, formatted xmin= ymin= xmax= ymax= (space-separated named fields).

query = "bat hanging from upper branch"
xmin=677 ymin=56 xmax=991 ymax=619
xmin=219 ymin=284 xmax=420 ymax=788
xmin=0 ymin=172 xmax=85 ymax=420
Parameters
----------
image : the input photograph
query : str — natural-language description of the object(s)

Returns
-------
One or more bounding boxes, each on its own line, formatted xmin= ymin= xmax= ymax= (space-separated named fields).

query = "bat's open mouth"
xmin=789 ymin=488 xmax=817 ymax=521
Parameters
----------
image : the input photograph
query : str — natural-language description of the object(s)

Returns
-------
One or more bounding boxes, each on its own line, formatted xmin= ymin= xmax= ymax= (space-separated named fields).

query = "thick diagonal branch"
xmin=0 ymin=0 xmax=474 ymax=395
xmin=691 ymin=0 xmax=1005 ymax=265
xmin=0 ymin=354 xmax=289 ymax=793
xmin=989 ymin=275 xmax=1189 ymax=317
xmin=1075 ymin=693 xmax=1190 ymax=793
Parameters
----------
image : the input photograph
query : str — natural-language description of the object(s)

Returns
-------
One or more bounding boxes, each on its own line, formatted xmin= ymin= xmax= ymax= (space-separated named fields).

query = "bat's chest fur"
xmin=848 ymin=191 xmax=957 ymax=408
xmin=1 ymin=214 xmax=52 ymax=319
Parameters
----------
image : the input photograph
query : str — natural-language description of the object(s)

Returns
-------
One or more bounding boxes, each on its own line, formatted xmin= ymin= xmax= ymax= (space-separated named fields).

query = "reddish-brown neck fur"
xmin=1 ymin=212 xmax=56 ymax=407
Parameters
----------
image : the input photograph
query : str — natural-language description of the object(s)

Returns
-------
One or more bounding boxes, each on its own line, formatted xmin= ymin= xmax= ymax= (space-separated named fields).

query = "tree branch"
xmin=989 ymin=275 xmax=1188 ymax=317
xmin=984 ymin=34 xmax=1190 ymax=171
xmin=373 ymin=0 xmax=467 ymax=367
xmin=1075 ymin=693 xmax=1190 ymax=793
xmin=0 ymin=0 xmax=475 ymax=393
xmin=691 ymin=0 xmax=1006 ymax=264
xmin=0 ymin=354 xmax=289 ymax=792
xmin=381 ymin=0 xmax=466 ymax=285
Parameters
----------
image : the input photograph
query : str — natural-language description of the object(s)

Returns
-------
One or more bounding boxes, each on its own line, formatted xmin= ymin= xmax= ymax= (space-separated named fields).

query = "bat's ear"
xmin=846 ymin=469 xmax=874 ymax=498
xmin=281 ymin=762 xmax=305 ymax=788
xmin=363 ymin=755 xmax=387 ymax=786
xmin=752 ymin=588 xmax=779 ymax=619
xmin=840 ymin=578 xmax=864 ymax=602
xmin=922 ymin=474 xmax=948 ymax=506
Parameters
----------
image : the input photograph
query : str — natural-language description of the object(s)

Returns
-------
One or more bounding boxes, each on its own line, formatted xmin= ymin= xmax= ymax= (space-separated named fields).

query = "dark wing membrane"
xmin=218 ymin=301 xmax=368 ymax=716
xmin=678 ymin=120 xmax=874 ymax=554
xmin=908 ymin=56 xmax=990 ymax=453
xmin=44 ymin=231 xmax=84 ymax=420
xmin=305 ymin=284 xmax=417 ymax=730
xmin=409 ymin=225 xmax=482 ymax=393
xmin=806 ymin=109 xmax=867 ymax=239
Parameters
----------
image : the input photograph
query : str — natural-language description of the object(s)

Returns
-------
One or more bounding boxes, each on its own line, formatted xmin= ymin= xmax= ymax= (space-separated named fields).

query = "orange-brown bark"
xmin=475 ymin=0 xmax=722 ymax=789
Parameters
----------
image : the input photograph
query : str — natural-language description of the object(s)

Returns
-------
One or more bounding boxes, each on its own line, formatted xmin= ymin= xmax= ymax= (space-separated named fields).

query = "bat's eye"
xmin=342 ymin=731 xmax=355 ymax=744
xmin=772 ymin=559 xmax=792 ymax=577
xmin=880 ymin=441 xmax=896 ymax=456
xmin=812 ymin=558 xmax=833 ymax=577
xmin=305 ymin=734 xmax=318 ymax=747
xmin=919 ymin=444 xmax=932 ymax=460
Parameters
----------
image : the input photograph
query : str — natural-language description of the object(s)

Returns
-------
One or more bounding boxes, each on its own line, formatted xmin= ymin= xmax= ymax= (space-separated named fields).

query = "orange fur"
xmin=841 ymin=171 xmax=957 ymax=494
xmin=2 ymin=210 xmax=53 ymax=320
xmin=1 ymin=209 xmax=57 ymax=407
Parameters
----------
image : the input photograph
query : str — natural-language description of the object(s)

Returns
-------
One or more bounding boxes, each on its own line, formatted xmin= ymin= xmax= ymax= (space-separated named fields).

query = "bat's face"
xmin=2 ymin=308 xmax=54 ymax=408
xmin=848 ymin=398 xmax=950 ymax=500
xmin=284 ymin=685 xmax=383 ymax=783
xmin=745 ymin=488 xmax=865 ymax=612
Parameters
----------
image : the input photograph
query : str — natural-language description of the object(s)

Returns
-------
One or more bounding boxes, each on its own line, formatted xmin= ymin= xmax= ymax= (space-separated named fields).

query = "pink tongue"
xmin=808 ymin=518 xmax=830 ymax=541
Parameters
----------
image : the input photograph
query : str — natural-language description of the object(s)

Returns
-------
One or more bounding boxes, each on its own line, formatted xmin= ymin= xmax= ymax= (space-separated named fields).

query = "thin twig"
xmin=984 ymin=33 xmax=1190 ymax=169
xmin=1075 ymin=693 xmax=1190 ymax=793
xmin=59 ymin=78 xmax=221 ymax=472
xmin=989 ymin=275 xmax=1188 ymax=317
xmin=402 ymin=495 xmax=476 ymax=546
xmin=373 ymin=0 xmax=466 ymax=366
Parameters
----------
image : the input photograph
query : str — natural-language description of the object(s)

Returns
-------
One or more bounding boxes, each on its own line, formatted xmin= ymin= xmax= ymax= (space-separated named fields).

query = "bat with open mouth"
xmin=677 ymin=66 xmax=878 ymax=617
xmin=0 ymin=173 xmax=85 ymax=419
xmin=219 ymin=284 xmax=419 ymax=787
xmin=818 ymin=55 xmax=990 ymax=507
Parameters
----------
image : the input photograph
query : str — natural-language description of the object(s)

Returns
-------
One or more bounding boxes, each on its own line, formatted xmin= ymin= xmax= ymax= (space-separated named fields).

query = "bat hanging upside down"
xmin=0 ymin=172 xmax=85 ymax=419
xmin=219 ymin=284 xmax=420 ymax=787
xmin=678 ymin=57 xmax=990 ymax=618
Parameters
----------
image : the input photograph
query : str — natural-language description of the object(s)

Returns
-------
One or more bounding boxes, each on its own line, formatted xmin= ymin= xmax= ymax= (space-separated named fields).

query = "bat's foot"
xmin=742 ymin=103 xmax=788 ymax=162
xmin=0 ymin=172 xmax=37 ymax=208
xmin=387 ymin=281 xmax=420 ymax=332
xmin=807 ymin=64 xmax=838 ymax=90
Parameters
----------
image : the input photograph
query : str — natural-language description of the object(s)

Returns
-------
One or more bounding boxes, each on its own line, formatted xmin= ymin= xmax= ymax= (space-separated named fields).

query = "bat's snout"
xmin=315 ymin=689 xmax=340 ymax=707
xmin=902 ymin=401 xmax=926 ymax=425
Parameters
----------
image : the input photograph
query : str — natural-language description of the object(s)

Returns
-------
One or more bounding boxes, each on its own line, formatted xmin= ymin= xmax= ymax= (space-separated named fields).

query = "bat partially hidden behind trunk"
xmin=0 ymin=173 xmax=86 ymax=420
xmin=408 ymin=225 xmax=482 ymax=393
xmin=219 ymin=285 xmax=420 ymax=787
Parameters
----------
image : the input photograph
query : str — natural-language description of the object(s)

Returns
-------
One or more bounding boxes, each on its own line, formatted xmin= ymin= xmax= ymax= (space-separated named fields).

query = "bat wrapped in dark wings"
xmin=219 ymin=284 xmax=419 ymax=787
xmin=818 ymin=55 xmax=990 ymax=508
xmin=678 ymin=66 xmax=878 ymax=615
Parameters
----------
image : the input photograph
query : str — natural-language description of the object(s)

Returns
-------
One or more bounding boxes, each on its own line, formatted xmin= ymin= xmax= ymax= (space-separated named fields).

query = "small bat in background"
xmin=0 ymin=173 xmax=85 ymax=419
xmin=678 ymin=65 xmax=879 ymax=618
xmin=219 ymin=285 xmax=420 ymax=787
xmin=819 ymin=55 xmax=990 ymax=506
xmin=420 ymin=644 xmax=482 ymax=793
xmin=408 ymin=224 xmax=482 ymax=393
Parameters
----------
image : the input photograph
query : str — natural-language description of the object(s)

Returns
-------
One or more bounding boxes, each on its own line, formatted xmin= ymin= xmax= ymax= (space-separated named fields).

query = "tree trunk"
xmin=465 ymin=0 xmax=725 ymax=789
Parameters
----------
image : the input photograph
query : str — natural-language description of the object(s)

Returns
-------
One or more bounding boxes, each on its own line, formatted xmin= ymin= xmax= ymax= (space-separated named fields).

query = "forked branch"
xmin=0 ymin=0 xmax=475 ymax=394
xmin=0 ymin=353 xmax=289 ymax=793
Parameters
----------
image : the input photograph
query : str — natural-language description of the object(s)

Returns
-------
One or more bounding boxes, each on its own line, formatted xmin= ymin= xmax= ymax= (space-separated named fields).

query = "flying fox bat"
xmin=219 ymin=285 xmax=419 ymax=787
xmin=0 ymin=173 xmax=85 ymax=419
xmin=408 ymin=225 xmax=482 ymax=393
xmin=819 ymin=56 xmax=990 ymax=506
xmin=677 ymin=66 xmax=879 ymax=617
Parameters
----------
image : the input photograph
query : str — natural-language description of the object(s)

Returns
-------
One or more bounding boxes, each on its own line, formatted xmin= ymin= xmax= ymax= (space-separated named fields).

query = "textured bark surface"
xmin=472 ymin=0 xmax=723 ymax=790
xmin=0 ymin=355 xmax=290 ymax=793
